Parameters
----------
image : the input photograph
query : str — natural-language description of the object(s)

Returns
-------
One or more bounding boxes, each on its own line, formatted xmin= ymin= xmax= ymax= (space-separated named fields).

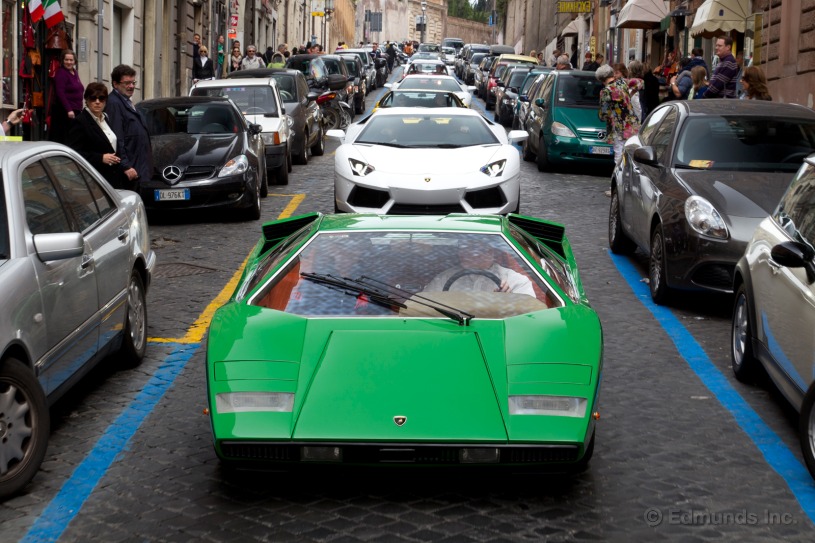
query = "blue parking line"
xmin=609 ymin=251 xmax=815 ymax=522
xmin=20 ymin=342 xmax=201 ymax=543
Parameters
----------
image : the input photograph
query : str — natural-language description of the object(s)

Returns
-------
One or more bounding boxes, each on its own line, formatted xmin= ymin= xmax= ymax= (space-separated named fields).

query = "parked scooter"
xmin=374 ymin=57 xmax=388 ymax=88
xmin=317 ymin=90 xmax=352 ymax=130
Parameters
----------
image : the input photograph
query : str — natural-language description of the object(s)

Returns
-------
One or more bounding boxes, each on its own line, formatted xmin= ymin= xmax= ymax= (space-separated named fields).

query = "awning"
xmin=690 ymin=0 xmax=750 ymax=37
xmin=561 ymin=18 xmax=579 ymax=37
xmin=616 ymin=0 xmax=669 ymax=29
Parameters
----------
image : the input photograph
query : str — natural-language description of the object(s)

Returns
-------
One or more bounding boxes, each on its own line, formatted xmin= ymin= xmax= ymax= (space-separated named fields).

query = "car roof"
xmin=226 ymin=68 xmax=301 ymax=79
xmin=370 ymin=106 xmax=482 ymax=118
xmin=138 ymin=96 xmax=235 ymax=108
xmin=192 ymin=77 xmax=280 ymax=89
xmin=668 ymin=98 xmax=815 ymax=118
xmin=497 ymin=54 xmax=538 ymax=63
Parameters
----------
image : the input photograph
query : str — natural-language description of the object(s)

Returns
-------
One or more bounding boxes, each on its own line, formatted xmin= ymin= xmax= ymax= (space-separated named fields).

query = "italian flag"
xmin=43 ymin=0 xmax=64 ymax=28
xmin=28 ymin=0 xmax=44 ymax=22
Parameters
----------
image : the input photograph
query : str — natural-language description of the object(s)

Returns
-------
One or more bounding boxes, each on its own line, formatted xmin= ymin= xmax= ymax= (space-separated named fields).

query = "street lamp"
xmin=324 ymin=0 xmax=334 ymax=48
xmin=421 ymin=1 xmax=427 ymax=44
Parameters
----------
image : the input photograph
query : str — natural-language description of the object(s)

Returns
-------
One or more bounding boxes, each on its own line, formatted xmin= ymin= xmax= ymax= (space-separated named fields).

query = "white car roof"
xmin=191 ymin=77 xmax=279 ymax=90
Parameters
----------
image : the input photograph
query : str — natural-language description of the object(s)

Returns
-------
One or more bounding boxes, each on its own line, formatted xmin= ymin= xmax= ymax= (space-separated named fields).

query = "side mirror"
xmin=519 ymin=95 xmax=529 ymax=102
xmin=534 ymin=97 xmax=546 ymax=108
xmin=507 ymin=130 xmax=529 ymax=144
xmin=771 ymin=241 xmax=815 ymax=283
xmin=632 ymin=146 xmax=659 ymax=166
xmin=33 ymin=232 xmax=84 ymax=262
xmin=325 ymin=129 xmax=345 ymax=141
xmin=307 ymin=91 xmax=319 ymax=102
xmin=249 ymin=123 xmax=263 ymax=135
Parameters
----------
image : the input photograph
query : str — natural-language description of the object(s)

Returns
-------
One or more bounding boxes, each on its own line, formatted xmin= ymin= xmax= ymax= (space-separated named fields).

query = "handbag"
xmin=32 ymin=91 xmax=44 ymax=107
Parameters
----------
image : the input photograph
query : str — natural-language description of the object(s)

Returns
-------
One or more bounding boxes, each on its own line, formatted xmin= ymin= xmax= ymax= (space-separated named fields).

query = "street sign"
xmin=229 ymin=14 xmax=238 ymax=26
xmin=311 ymin=11 xmax=324 ymax=16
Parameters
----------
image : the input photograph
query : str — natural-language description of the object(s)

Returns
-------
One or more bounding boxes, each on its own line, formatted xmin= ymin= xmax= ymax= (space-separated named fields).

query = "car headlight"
xmin=349 ymin=158 xmax=375 ymax=176
xmin=285 ymin=114 xmax=294 ymax=128
xmin=480 ymin=159 xmax=506 ymax=178
xmin=685 ymin=195 xmax=728 ymax=239
xmin=551 ymin=122 xmax=576 ymax=138
xmin=509 ymin=395 xmax=587 ymax=418
xmin=261 ymin=132 xmax=282 ymax=145
xmin=218 ymin=155 xmax=249 ymax=177
xmin=215 ymin=392 xmax=294 ymax=413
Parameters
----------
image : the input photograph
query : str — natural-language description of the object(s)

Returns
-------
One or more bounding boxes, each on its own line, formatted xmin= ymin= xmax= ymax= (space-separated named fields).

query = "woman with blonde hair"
xmin=741 ymin=66 xmax=772 ymax=100
xmin=689 ymin=66 xmax=708 ymax=100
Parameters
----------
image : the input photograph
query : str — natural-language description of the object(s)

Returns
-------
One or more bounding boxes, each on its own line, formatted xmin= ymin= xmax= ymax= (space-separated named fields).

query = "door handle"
xmin=768 ymin=260 xmax=782 ymax=274
xmin=117 ymin=227 xmax=128 ymax=242
xmin=81 ymin=254 xmax=93 ymax=269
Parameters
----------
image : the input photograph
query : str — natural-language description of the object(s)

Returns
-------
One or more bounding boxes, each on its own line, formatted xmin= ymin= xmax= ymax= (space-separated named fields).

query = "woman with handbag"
xmin=50 ymin=50 xmax=84 ymax=144
xmin=67 ymin=82 xmax=129 ymax=189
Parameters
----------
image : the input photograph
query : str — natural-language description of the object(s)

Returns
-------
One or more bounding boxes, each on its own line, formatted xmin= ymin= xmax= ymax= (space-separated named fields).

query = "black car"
xmin=340 ymin=53 xmax=368 ymax=114
xmin=493 ymin=66 xmax=547 ymax=127
xmin=342 ymin=48 xmax=378 ymax=92
xmin=463 ymin=52 xmax=488 ymax=85
xmin=456 ymin=43 xmax=489 ymax=80
xmin=285 ymin=53 xmax=353 ymax=110
xmin=225 ymin=68 xmax=325 ymax=165
xmin=473 ymin=55 xmax=496 ymax=100
xmin=138 ymin=96 xmax=266 ymax=220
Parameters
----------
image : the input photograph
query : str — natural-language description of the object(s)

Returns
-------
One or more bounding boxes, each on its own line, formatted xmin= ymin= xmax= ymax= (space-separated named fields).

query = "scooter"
xmin=317 ymin=90 xmax=352 ymax=131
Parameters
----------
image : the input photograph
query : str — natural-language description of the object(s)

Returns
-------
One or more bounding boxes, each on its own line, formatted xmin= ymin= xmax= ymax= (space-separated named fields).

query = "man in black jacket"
xmin=105 ymin=64 xmax=153 ymax=186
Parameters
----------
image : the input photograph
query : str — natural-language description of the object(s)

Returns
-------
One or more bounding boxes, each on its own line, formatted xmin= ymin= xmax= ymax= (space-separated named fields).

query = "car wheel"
xmin=275 ymin=161 xmax=289 ymax=186
xmin=322 ymin=108 xmax=340 ymax=131
xmin=799 ymin=384 xmax=815 ymax=479
xmin=649 ymin=226 xmax=671 ymax=304
xmin=493 ymin=107 xmax=499 ymax=122
xmin=311 ymin=125 xmax=325 ymax=156
xmin=0 ymin=358 xmax=49 ymax=499
xmin=731 ymin=284 xmax=761 ymax=383
xmin=294 ymin=133 xmax=309 ymax=165
xmin=522 ymin=137 xmax=535 ymax=162
xmin=287 ymin=149 xmax=292 ymax=173
xmin=357 ymin=85 xmax=366 ymax=114
xmin=608 ymin=189 xmax=636 ymax=254
xmin=259 ymin=166 xmax=269 ymax=198
xmin=570 ymin=429 xmax=595 ymax=474
xmin=511 ymin=116 xmax=518 ymax=130
xmin=119 ymin=270 xmax=148 ymax=367
xmin=536 ymin=135 xmax=550 ymax=172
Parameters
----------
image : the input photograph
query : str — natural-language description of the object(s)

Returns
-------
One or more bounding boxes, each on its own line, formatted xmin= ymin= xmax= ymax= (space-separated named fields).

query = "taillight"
xmin=316 ymin=92 xmax=336 ymax=105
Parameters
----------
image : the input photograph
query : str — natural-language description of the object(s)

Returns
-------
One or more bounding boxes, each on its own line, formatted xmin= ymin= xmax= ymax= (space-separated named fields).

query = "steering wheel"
xmin=279 ymin=90 xmax=294 ymax=101
xmin=243 ymin=107 xmax=266 ymax=115
xmin=443 ymin=269 xmax=502 ymax=291
xmin=780 ymin=151 xmax=811 ymax=164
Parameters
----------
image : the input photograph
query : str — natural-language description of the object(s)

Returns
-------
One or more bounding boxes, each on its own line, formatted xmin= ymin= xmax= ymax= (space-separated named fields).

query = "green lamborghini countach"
xmin=206 ymin=213 xmax=603 ymax=471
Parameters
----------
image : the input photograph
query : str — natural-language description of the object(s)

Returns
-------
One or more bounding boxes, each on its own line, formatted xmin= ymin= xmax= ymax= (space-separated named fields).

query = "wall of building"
xmin=446 ymin=16 xmax=492 ymax=45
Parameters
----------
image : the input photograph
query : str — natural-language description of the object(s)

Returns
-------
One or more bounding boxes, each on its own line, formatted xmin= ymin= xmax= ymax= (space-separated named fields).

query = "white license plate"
xmin=154 ymin=189 xmax=190 ymax=201
xmin=589 ymin=146 xmax=612 ymax=155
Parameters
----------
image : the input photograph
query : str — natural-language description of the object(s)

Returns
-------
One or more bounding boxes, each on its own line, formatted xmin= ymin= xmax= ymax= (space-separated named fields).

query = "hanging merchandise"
xmin=43 ymin=0 xmax=65 ymax=28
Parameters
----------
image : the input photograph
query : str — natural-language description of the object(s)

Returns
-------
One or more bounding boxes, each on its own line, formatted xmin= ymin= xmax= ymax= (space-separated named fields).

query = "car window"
xmin=539 ymin=74 xmax=554 ymax=102
xmin=649 ymin=107 xmax=677 ymax=163
xmin=775 ymin=161 xmax=815 ymax=247
xmin=45 ymin=155 xmax=109 ymax=232
xmin=675 ymin=116 xmax=815 ymax=172
xmin=323 ymin=58 xmax=345 ymax=75
xmin=638 ymin=104 xmax=671 ymax=144
xmin=192 ymin=86 xmax=278 ymax=115
xmin=470 ymin=53 xmax=486 ymax=65
xmin=508 ymin=223 xmax=577 ymax=303
xmin=343 ymin=59 xmax=360 ymax=76
xmin=508 ymin=70 xmax=528 ymax=88
xmin=21 ymin=161 xmax=72 ymax=235
xmin=554 ymin=75 xmax=603 ymax=107
xmin=357 ymin=114 xmax=499 ymax=147
xmin=270 ymin=75 xmax=296 ymax=100
xmin=251 ymin=231 xmax=560 ymax=317
xmin=399 ymin=77 xmax=460 ymax=92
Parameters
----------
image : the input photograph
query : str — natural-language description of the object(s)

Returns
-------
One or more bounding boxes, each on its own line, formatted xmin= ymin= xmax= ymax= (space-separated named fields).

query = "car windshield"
xmin=521 ymin=72 xmax=546 ymax=94
xmin=356 ymin=113 xmax=499 ymax=147
xmin=250 ymin=231 xmax=561 ymax=318
xmin=554 ymin=75 xmax=603 ymax=107
xmin=380 ymin=91 xmax=462 ymax=108
xmin=142 ymin=103 xmax=240 ymax=135
xmin=323 ymin=58 xmax=345 ymax=75
xmin=507 ymin=70 xmax=528 ymax=88
xmin=191 ymin=85 xmax=278 ymax=115
xmin=675 ymin=117 xmax=815 ymax=172
xmin=470 ymin=53 xmax=487 ymax=65
xmin=343 ymin=59 xmax=360 ymax=76
xmin=399 ymin=77 xmax=460 ymax=92
xmin=270 ymin=75 xmax=297 ymax=100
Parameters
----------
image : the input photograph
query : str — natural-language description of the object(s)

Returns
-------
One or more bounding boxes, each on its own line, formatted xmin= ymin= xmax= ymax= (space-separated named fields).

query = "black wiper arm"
xmin=301 ymin=273 xmax=407 ymax=310
xmin=358 ymin=141 xmax=408 ymax=148
xmin=431 ymin=143 xmax=463 ymax=149
xmin=357 ymin=276 xmax=474 ymax=326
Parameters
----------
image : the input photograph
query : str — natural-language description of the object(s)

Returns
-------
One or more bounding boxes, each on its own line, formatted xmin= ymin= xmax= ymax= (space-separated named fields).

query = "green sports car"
xmin=206 ymin=213 xmax=603 ymax=471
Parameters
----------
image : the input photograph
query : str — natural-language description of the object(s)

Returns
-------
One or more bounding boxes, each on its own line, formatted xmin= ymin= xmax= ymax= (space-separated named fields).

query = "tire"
xmin=259 ymin=167 xmax=269 ymax=198
xmin=356 ymin=84 xmax=366 ymax=114
xmin=274 ymin=161 xmax=289 ymax=186
xmin=293 ymin=133 xmax=309 ymax=166
xmin=119 ymin=270 xmax=148 ymax=367
xmin=511 ymin=115 xmax=519 ymax=131
xmin=522 ymin=137 xmax=535 ymax=162
xmin=608 ymin=189 xmax=636 ymax=254
xmin=799 ymin=384 xmax=815 ymax=480
xmin=649 ymin=226 xmax=671 ymax=305
xmin=311 ymin=126 xmax=325 ymax=156
xmin=536 ymin=135 xmax=550 ymax=172
xmin=0 ymin=358 xmax=50 ymax=499
xmin=287 ymin=149 xmax=292 ymax=173
xmin=731 ymin=284 xmax=761 ymax=383
xmin=570 ymin=429 xmax=595 ymax=474
xmin=493 ymin=107 xmax=499 ymax=122
xmin=322 ymin=108 xmax=340 ymax=131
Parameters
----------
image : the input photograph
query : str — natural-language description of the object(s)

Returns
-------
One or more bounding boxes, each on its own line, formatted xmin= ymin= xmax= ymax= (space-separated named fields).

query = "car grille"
xmin=183 ymin=166 xmax=218 ymax=181
xmin=347 ymin=185 xmax=390 ymax=208
xmin=389 ymin=203 xmax=466 ymax=215
xmin=465 ymin=186 xmax=506 ymax=209
xmin=220 ymin=442 xmax=580 ymax=465
xmin=691 ymin=263 xmax=735 ymax=292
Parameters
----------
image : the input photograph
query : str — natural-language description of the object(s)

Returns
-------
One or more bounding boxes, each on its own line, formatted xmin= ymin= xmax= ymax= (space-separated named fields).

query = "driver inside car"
xmin=425 ymin=241 xmax=535 ymax=296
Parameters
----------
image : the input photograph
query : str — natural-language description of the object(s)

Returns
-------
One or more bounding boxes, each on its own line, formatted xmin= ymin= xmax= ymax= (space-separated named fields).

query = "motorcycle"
xmin=374 ymin=57 xmax=388 ymax=87
xmin=317 ymin=90 xmax=352 ymax=131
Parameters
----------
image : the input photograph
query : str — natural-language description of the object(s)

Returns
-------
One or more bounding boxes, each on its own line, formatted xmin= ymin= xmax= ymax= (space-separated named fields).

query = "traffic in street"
xmin=3 ymin=60 xmax=815 ymax=542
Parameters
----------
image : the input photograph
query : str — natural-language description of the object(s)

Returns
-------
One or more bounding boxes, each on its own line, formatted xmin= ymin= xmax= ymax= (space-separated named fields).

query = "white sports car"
xmin=328 ymin=107 xmax=528 ymax=215
xmin=388 ymin=74 xmax=476 ymax=107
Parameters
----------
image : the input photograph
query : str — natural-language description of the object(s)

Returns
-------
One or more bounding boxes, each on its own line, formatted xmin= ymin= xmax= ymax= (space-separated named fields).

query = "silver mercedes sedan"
xmin=0 ymin=141 xmax=156 ymax=499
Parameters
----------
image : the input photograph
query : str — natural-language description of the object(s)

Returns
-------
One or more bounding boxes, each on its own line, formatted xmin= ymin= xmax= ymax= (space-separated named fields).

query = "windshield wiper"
xmin=301 ymin=273 xmax=407 ymax=311
xmin=358 ymin=141 xmax=409 ymax=148
xmin=430 ymin=143 xmax=464 ymax=149
xmin=357 ymin=276 xmax=474 ymax=326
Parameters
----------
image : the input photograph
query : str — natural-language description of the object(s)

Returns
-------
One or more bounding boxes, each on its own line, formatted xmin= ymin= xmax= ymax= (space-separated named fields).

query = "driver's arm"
xmin=499 ymin=267 xmax=536 ymax=297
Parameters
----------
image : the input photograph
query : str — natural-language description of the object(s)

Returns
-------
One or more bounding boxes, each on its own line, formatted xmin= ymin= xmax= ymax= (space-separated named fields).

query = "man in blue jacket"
xmin=105 ymin=64 xmax=153 ymax=187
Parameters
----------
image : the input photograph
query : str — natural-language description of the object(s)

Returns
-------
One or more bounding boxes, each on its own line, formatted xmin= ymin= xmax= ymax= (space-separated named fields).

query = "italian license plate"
xmin=154 ymin=189 xmax=190 ymax=201
xmin=590 ymin=146 xmax=612 ymax=155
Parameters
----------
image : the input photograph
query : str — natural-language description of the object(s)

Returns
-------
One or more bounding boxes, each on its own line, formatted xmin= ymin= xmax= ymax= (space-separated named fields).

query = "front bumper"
xmin=264 ymin=141 xmax=287 ymax=170
xmin=545 ymin=136 xmax=614 ymax=165
xmin=140 ymin=171 xmax=256 ymax=211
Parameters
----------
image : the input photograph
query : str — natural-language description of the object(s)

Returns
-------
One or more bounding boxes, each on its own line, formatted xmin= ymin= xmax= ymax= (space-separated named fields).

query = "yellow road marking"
xmin=147 ymin=194 xmax=306 ymax=344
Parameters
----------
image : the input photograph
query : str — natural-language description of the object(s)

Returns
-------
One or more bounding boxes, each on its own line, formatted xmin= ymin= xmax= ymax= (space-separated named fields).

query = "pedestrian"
xmin=229 ymin=44 xmax=243 ymax=72
xmin=740 ymin=66 xmax=772 ymax=100
xmin=555 ymin=54 xmax=571 ymax=70
xmin=570 ymin=43 xmax=579 ymax=69
xmin=549 ymin=48 xmax=562 ymax=68
xmin=277 ymin=43 xmax=288 ymax=56
xmin=386 ymin=42 xmax=396 ymax=72
xmin=105 ymin=64 xmax=152 ymax=188
xmin=688 ymin=66 xmax=709 ymax=100
xmin=654 ymin=49 xmax=678 ymax=86
xmin=528 ymin=49 xmax=537 ymax=59
xmin=1 ymin=108 xmax=25 ymax=136
xmin=688 ymin=47 xmax=708 ymax=77
xmin=668 ymin=57 xmax=693 ymax=100
xmin=240 ymin=45 xmax=264 ymax=70
xmin=537 ymin=51 xmax=545 ymax=65
xmin=262 ymin=46 xmax=275 ymax=65
xmin=49 ymin=49 xmax=84 ymax=145
xmin=67 ymin=82 xmax=128 ymax=189
xmin=215 ymin=35 xmax=225 ymax=77
xmin=267 ymin=52 xmax=285 ymax=68
xmin=618 ymin=62 xmax=643 ymax=121
xmin=597 ymin=64 xmax=640 ymax=165
xmin=636 ymin=61 xmax=660 ymax=120
xmin=581 ymin=52 xmax=593 ymax=70
xmin=192 ymin=33 xmax=201 ymax=59
xmin=193 ymin=45 xmax=215 ymax=83
xmin=703 ymin=36 xmax=739 ymax=98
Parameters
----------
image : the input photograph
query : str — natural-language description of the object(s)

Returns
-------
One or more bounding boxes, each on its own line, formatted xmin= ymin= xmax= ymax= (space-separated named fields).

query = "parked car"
xmin=374 ymin=90 xmax=466 ymax=110
xmin=441 ymin=46 xmax=457 ymax=67
xmin=341 ymin=48 xmax=378 ymax=92
xmin=327 ymin=107 xmax=527 ymax=214
xmin=138 ymin=96 xmax=267 ymax=219
xmin=730 ymin=154 xmax=815 ymax=478
xmin=285 ymin=53 xmax=353 ymax=112
xmin=224 ymin=68 xmax=325 ymax=165
xmin=340 ymin=53 xmax=368 ymax=114
xmin=463 ymin=52 xmax=489 ymax=85
xmin=190 ymin=77 xmax=293 ymax=180
xmin=513 ymin=69 xmax=551 ymax=130
xmin=493 ymin=66 xmax=547 ymax=127
xmin=484 ymin=55 xmax=538 ymax=109
xmin=456 ymin=43 xmax=490 ymax=80
xmin=473 ymin=55 xmax=496 ymax=99
xmin=521 ymin=69 xmax=612 ymax=171
xmin=0 ymin=141 xmax=156 ymax=498
xmin=608 ymin=100 xmax=815 ymax=304
xmin=206 ymin=212 xmax=602 ymax=473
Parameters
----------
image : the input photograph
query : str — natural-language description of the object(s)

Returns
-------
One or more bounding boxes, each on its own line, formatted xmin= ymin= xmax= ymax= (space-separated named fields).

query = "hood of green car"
xmin=552 ymin=105 xmax=604 ymax=134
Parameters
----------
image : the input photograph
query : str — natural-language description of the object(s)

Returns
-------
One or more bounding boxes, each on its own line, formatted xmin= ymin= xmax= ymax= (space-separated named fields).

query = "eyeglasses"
xmin=120 ymin=80 xmax=137 ymax=87
xmin=89 ymin=96 xmax=107 ymax=102
xmin=247 ymin=49 xmax=256 ymax=53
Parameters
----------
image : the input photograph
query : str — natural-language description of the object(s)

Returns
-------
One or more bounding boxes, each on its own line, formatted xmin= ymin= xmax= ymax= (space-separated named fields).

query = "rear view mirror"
xmin=771 ymin=241 xmax=815 ymax=283
xmin=632 ymin=146 xmax=659 ymax=166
